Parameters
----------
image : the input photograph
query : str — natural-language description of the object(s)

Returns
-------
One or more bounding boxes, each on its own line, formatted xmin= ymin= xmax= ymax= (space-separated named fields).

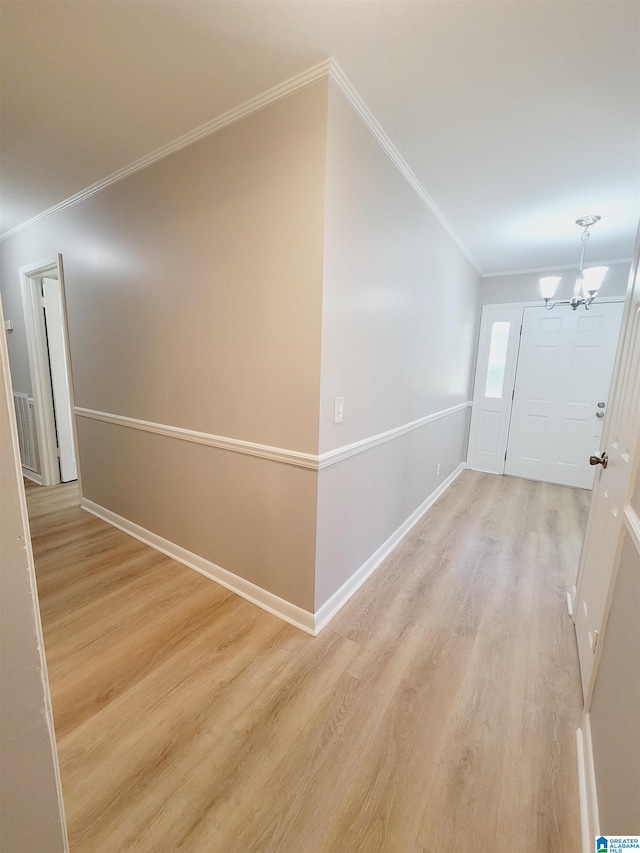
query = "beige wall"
xmin=0 ymin=296 xmax=67 ymax=852
xmin=479 ymin=262 xmax=630 ymax=307
xmin=589 ymin=531 xmax=640 ymax=834
xmin=315 ymin=81 xmax=480 ymax=608
xmin=632 ymin=466 xmax=640 ymax=515
xmin=1 ymin=81 xmax=328 ymax=452
xmin=77 ymin=417 xmax=318 ymax=608
xmin=0 ymin=80 xmax=329 ymax=610
xmin=1 ymin=71 xmax=480 ymax=620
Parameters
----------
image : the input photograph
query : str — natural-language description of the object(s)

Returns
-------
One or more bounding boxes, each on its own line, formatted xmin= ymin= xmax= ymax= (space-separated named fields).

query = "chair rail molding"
xmin=74 ymin=402 xmax=471 ymax=470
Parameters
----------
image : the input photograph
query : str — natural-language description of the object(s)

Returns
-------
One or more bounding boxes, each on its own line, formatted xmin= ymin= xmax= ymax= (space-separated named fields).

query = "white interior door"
xmin=467 ymin=305 xmax=522 ymax=474
xmin=574 ymin=250 xmax=640 ymax=705
xmin=42 ymin=277 xmax=77 ymax=482
xmin=505 ymin=302 xmax=624 ymax=489
xmin=20 ymin=254 xmax=77 ymax=487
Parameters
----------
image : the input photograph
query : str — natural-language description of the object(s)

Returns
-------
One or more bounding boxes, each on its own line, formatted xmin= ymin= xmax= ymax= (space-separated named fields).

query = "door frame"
xmin=19 ymin=254 xmax=79 ymax=487
xmin=573 ymin=258 xmax=640 ymax=704
xmin=468 ymin=297 xmax=627 ymax=478
xmin=467 ymin=304 xmax=523 ymax=474
xmin=571 ymin=231 xmax=640 ymax=847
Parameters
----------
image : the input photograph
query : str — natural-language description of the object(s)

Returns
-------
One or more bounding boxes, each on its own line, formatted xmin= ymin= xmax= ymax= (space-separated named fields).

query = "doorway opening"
xmin=467 ymin=299 xmax=624 ymax=489
xmin=17 ymin=254 xmax=77 ymax=485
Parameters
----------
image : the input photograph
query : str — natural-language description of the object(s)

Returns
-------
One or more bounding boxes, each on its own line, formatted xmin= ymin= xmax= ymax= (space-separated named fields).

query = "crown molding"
xmin=1 ymin=57 xmax=481 ymax=273
xmin=482 ymin=258 xmax=634 ymax=278
xmin=0 ymin=58 xmax=333 ymax=243
xmin=327 ymin=61 xmax=481 ymax=274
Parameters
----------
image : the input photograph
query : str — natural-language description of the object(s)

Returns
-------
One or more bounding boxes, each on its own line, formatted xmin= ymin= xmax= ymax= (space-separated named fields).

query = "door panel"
xmin=42 ymin=278 xmax=77 ymax=482
xmin=574 ymin=483 xmax=624 ymax=700
xmin=574 ymin=247 xmax=640 ymax=704
xmin=467 ymin=306 xmax=522 ymax=474
xmin=505 ymin=302 xmax=624 ymax=489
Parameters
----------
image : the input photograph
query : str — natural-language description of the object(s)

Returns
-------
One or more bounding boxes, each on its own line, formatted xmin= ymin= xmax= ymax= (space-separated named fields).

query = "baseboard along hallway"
xmin=27 ymin=469 xmax=589 ymax=853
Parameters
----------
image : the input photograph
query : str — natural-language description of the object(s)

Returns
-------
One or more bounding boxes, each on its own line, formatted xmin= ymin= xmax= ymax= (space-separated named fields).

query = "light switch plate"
xmin=333 ymin=397 xmax=344 ymax=424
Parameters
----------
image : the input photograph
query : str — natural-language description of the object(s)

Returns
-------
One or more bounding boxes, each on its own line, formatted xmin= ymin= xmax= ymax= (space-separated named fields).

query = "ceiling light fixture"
xmin=540 ymin=216 xmax=608 ymax=310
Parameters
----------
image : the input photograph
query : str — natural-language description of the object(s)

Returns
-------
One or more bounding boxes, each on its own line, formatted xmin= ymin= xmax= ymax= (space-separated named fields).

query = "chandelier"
xmin=540 ymin=216 xmax=608 ymax=310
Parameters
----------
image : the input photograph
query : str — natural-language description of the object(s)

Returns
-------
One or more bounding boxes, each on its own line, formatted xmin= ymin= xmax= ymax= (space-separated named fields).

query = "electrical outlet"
xmin=436 ymin=463 xmax=441 ymax=476
xmin=333 ymin=397 xmax=344 ymax=424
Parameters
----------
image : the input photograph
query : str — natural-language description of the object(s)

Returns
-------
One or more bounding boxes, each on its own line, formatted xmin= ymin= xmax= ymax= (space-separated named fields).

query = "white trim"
xmin=22 ymin=467 xmax=44 ymax=485
xmin=314 ymin=462 xmax=466 ymax=632
xmin=623 ymin=504 xmax=640 ymax=553
xmin=73 ymin=406 xmax=319 ymax=469
xmin=0 ymin=290 xmax=69 ymax=851
xmin=81 ymin=462 xmax=466 ymax=636
xmin=74 ymin=402 xmax=471 ymax=470
xmin=81 ymin=498 xmax=317 ymax=636
xmin=317 ymin=402 xmax=471 ymax=468
xmin=327 ymin=62 xmax=480 ymax=274
xmin=19 ymin=255 xmax=63 ymax=486
xmin=576 ymin=716 xmax=600 ymax=853
xmin=1 ymin=59 xmax=481 ymax=278
xmin=482 ymin=258 xmax=633 ymax=278
xmin=0 ymin=59 xmax=333 ymax=243
xmin=576 ymin=728 xmax=590 ymax=853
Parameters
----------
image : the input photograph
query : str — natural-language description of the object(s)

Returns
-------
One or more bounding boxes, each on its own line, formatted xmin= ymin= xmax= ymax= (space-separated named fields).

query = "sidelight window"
xmin=484 ymin=321 xmax=510 ymax=399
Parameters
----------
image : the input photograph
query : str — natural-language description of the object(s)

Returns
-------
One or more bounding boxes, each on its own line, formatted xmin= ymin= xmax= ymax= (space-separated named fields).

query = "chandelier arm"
xmin=539 ymin=216 xmax=605 ymax=311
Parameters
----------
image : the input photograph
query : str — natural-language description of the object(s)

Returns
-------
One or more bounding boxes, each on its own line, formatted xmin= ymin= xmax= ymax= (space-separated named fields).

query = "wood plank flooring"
xmin=27 ymin=471 xmax=590 ymax=853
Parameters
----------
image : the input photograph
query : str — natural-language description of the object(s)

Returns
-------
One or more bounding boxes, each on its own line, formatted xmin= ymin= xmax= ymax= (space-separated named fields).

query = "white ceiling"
xmin=1 ymin=0 xmax=638 ymax=274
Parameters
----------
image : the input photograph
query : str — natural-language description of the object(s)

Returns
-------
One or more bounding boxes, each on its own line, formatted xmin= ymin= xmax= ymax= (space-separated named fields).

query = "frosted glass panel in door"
xmin=484 ymin=321 xmax=510 ymax=398
xmin=468 ymin=306 xmax=522 ymax=474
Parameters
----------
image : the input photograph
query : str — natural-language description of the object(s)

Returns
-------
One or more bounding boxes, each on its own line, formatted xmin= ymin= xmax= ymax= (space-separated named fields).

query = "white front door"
xmin=574 ymin=250 xmax=640 ymax=704
xmin=504 ymin=302 xmax=624 ymax=489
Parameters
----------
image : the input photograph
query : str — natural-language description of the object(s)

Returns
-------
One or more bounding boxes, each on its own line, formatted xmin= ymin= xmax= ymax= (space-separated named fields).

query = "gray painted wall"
xmin=0 ymin=296 xmax=67 ymax=852
xmin=315 ymin=81 xmax=480 ymax=608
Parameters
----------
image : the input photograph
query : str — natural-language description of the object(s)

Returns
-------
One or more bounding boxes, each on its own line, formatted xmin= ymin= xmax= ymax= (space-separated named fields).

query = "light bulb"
xmin=539 ymin=276 xmax=561 ymax=300
xmin=581 ymin=266 xmax=608 ymax=295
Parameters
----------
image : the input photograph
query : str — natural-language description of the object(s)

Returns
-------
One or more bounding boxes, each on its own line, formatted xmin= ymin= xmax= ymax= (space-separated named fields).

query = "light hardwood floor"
xmin=27 ymin=471 xmax=589 ymax=853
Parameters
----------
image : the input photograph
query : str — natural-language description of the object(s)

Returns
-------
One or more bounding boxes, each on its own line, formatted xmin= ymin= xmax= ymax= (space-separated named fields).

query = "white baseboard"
xmin=576 ymin=715 xmax=600 ymax=853
xmin=81 ymin=461 xmax=465 ymax=637
xmin=314 ymin=462 xmax=466 ymax=632
xmin=80 ymin=498 xmax=317 ymax=636
xmin=22 ymin=467 xmax=43 ymax=485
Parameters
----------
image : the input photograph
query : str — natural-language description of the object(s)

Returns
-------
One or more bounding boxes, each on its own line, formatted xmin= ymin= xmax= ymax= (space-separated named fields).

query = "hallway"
xmin=28 ymin=470 xmax=590 ymax=853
